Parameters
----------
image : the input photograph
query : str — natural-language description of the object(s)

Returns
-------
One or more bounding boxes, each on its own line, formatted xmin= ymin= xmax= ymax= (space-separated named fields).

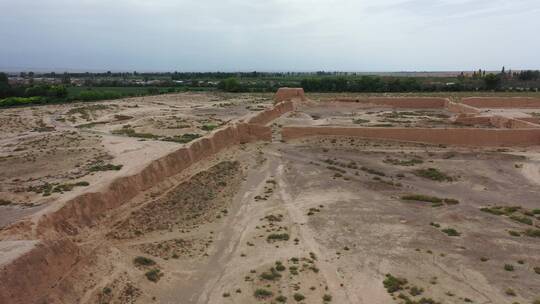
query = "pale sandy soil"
xmin=0 ymin=92 xmax=272 ymax=227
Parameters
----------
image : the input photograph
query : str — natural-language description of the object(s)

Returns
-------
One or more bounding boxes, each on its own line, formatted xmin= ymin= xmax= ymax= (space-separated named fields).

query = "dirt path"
xmin=158 ymin=156 xmax=276 ymax=304
xmin=272 ymin=151 xmax=362 ymax=304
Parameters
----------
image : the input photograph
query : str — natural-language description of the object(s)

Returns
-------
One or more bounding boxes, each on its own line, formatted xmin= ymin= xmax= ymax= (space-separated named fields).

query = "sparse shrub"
xmin=510 ymin=215 xmax=533 ymax=225
xmin=353 ymin=118 xmax=369 ymax=124
xmin=275 ymin=262 xmax=286 ymax=272
xmin=505 ymin=288 xmax=516 ymax=296
xmin=414 ymin=168 xmax=453 ymax=182
xmin=267 ymin=233 xmax=290 ymax=242
xmin=533 ymin=266 xmax=540 ymax=274
xmin=254 ymin=288 xmax=273 ymax=299
xmin=162 ymin=133 xmax=202 ymax=143
xmin=384 ymin=158 xmax=423 ymax=166
xmin=323 ymin=294 xmax=332 ymax=301
xmin=441 ymin=228 xmax=460 ymax=237
xmin=401 ymin=194 xmax=442 ymax=203
xmin=443 ymin=198 xmax=459 ymax=205
xmin=361 ymin=166 xmax=386 ymax=176
xmin=133 ymin=256 xmax=156 ymax=266
xmin=410 ymin=286 xmax=424 ymax=296
xmin=89 ymin=163 xmax=123 ymax=172
xmin=524 ymin=229 xmax=540 ymax=237
xmin=289 ymin=266 xmax=299 ymax=275
xmin=260 ymin=267 xmax=281 ymax=281
xmin=201 ymin=124 xmax=218 ymax=131
xmin=508 ymin=230 xmax=521 ymax=237
xmin=504 ymin=264 xmax=514 ymax=271
xmin=145 ymin=269 xmax=163 ymax=282
xmin=276 ymin=295 xmax=287 ymax=302
xmin=222 ymin=292 xmax=230 ymax=297
xmin=293 ymin=293 xmax=305 ymax=301
xmin=383 ymin=274 xmax=408 ymax=293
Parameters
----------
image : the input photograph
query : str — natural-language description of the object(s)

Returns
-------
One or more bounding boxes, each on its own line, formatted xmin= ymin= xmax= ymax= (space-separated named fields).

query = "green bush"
xmin=133 ymin=256 xmax=156 ymax=266
xmin=267 ymin=233 xmax=290 ymax=242
xmin=441 ymin=228 xmax=460 ymax=237
xmin=401 ymin=194 xmax=442 ymax=203
xmin=383 ymin=274 xmax=408 ymax=293
xmin=414 ymin=168 xmax=453 ymax=182
xmin=293 ymin=293 xmax=305 ymax=301
xmin=145 ymin=269 xmax=162 ymax=282
xmin=218 ymin=78 xmax=242 ymax=92
xmin=253 ymin=288 xmax=273 ymax=299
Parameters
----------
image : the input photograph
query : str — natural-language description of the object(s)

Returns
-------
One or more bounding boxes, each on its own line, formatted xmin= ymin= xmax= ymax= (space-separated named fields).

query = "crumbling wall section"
xmin=333 ymin=97 xmax=448 ymax=108
xmin=281 ymin=126 xmax=540 ymax=146
xmin=36 ymin=122 xmax=272 ymax=236
xmin=0 ymin=239 xmax=80 ymax=304
xmin=274 ymin=88 xmax=306 ymax=103
xmin=462 ymin=97 xmax=540 ymax=108
xmin=247 ymin=100 xmax=294 ymax=125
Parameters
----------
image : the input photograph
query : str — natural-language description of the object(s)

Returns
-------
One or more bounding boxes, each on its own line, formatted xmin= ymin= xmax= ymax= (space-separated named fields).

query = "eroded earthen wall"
xmin=274 ymin=88 xmax=306 ymax=103
xmin=0 ymin=239 xmax=80 ymax=304
xmin=35 ymin=122 xmax=273 ymax=237
xmin=462 ymin=97 xmax=540 ymax=108
xmin=247 ymin=100 xmax=294 ymax=125
xmin=281 ymin=126 xmax=540 ymax=146
xmin=333 ymin=97 xmax=448 ymax=108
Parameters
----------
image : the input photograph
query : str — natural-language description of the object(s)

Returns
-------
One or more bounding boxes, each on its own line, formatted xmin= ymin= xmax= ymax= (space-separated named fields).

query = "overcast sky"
xmin=1 ymin=0 xmax=539 ymax=72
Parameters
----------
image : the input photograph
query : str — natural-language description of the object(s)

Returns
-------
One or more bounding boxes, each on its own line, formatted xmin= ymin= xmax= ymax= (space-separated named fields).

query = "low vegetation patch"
xmin=0 ymin=199 xmax=12 ymax=206
xmin=145 ymin=269 xmax=163 ymax=282
xmin=200 ymin=124 xmax=218 ymax=131
xmin=89 ymin=162 xmax=123 ymax=172
xmin=524 ymin=229 xmax=540 ymax=238
xmin=267 ymin=233 xmax=290 ymax=242
xmin=254 ymin=288 xmax=273 ymax=299
xmin=384 ymin=158 xmax=423 ymax=166
xmin=162 ymin=133 xmax=202 ymax=143
xmin=353 ymin=118 xmax=370 ymax=124
xmin=259 ymin=267 xmax=282 ymax=281
xmin=414 ymin=168 xmax=453 ymax=182
xmin=361 ymin=166 xmax=386 ymax=176
xmin=441 ymin=228 xmax=461 ymax=237
xmin=383 ymin=274 xmax=408 ymax=293
xmin=401 ymin=194 xmax=459 ymax=207
xmin=133 ymin=256 xmax=156 ymax=267
xmin=480 ymin=205 xmax=538 ymax=226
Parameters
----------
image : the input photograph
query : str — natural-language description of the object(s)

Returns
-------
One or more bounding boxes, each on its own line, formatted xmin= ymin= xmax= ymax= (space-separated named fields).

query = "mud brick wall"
xmin=282 ymin=126 xmax=540 ymax=146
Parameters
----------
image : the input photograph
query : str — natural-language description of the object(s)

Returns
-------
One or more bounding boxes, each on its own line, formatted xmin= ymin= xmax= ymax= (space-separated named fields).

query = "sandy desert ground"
xmin=0 ymin=92 xmax=539 ymax=304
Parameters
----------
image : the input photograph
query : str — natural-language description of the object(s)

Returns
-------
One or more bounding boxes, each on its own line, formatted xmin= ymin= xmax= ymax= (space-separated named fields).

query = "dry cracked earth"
xmin=1 ymin=93 xmax=540 ymax=304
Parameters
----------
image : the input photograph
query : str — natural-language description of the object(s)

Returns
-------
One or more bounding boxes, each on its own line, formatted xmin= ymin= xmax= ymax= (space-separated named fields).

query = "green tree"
xmin=484 ymin=73 xmax=501 ymax=90
xmin=218 ymin=78 xmax=242 ymax=92
xmin=0 ymin=72 xmax=11 ymax=98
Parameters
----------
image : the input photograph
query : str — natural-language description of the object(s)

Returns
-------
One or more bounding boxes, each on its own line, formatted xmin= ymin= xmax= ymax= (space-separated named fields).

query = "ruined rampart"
xmin=333 ymin=97 xmax=448 ymax=108
xmin=0 ymin=239 xmax=80 ymax=304
xmin=274 ymin=88 xmax=306 ymax=103
xmin=282 ymin=126 xmax=540 ymax=146
xmin=462 ymin=97 xmax=540 ymax=108
xmin=36 ymin=122 xmax=271 ymax=236
xmin=247 ymin=100 xmax=294 ymax=125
